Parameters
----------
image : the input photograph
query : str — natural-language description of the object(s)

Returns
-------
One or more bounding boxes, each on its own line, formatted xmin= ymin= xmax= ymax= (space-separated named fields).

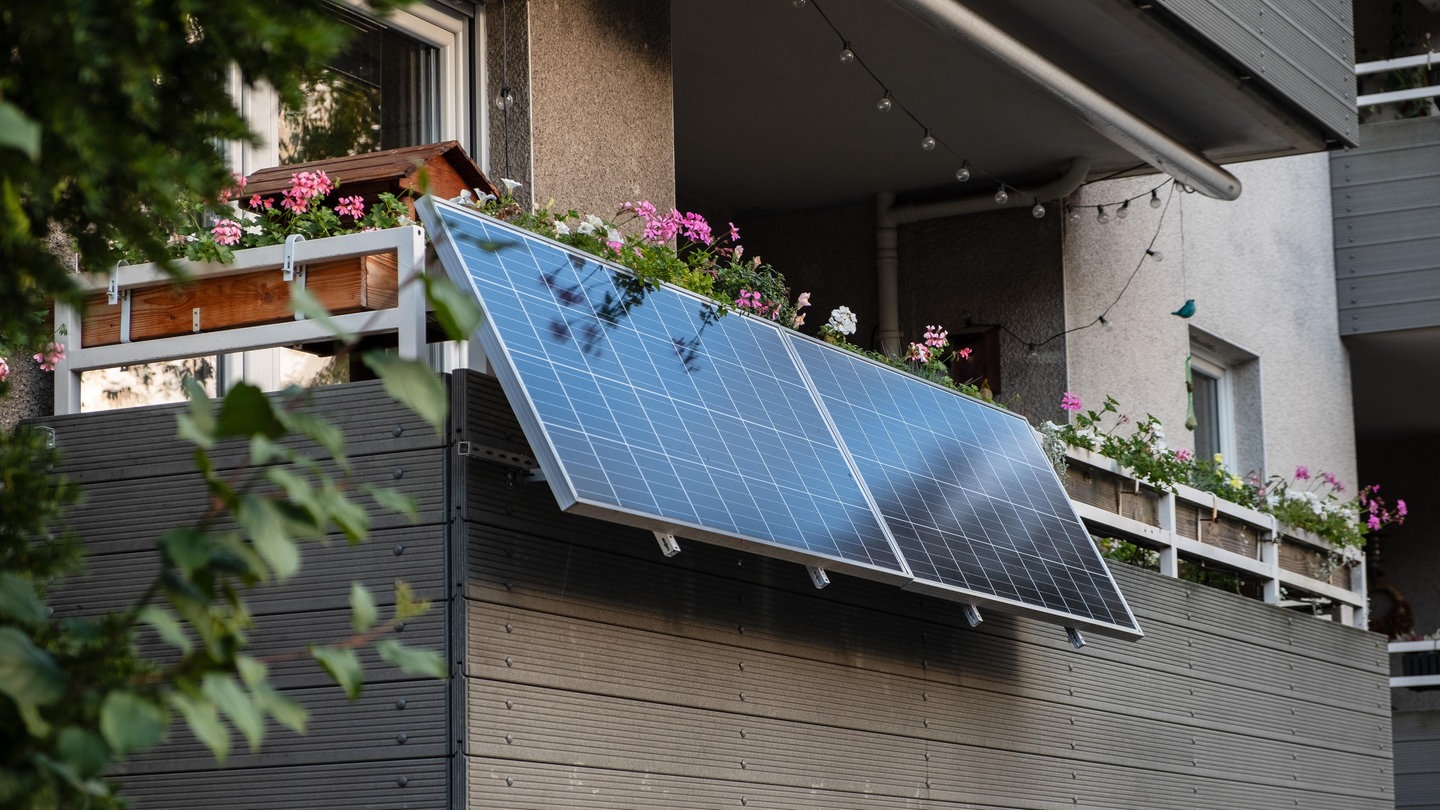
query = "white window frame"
xmin=1190 ymin=349 xmax=1236 ymax=465
xmin=225 ymin=0 xmax=478 ymax=176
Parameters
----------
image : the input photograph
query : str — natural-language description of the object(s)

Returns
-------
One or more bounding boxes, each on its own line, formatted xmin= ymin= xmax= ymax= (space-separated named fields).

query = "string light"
xmin=1031 ymin=199 xmax=1046 ymax=219
xmin=1147 ymin=249 xmax=1163 ymax=262
xmin=1066 ymin=204 xmax=1080 ymax=223
xmin=798 ymin=0 xmax=1176 ymax=217
xmin=494 ymin=86 xmax=515 ymax=111
xmin=1096 ymin=205 xmax=1110 ymax=224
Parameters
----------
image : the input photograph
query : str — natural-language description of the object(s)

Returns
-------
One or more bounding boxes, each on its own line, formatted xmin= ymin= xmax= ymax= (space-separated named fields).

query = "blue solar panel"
xmin=419 ymin=197 xmax=910 ymax=581
xmin=418 ymin=197 xmax=1140 ymax=639
xmin=787 ymin=335 xmax=1140 ymax=636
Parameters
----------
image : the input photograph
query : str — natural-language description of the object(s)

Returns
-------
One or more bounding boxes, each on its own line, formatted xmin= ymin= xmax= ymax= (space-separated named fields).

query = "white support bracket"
xmin=282 ymin=234 xmax=306 ymax=282
xmin=806 ymin=565 xmax=830 ymax=589
xmin=654 ymin=532 xmax=681 ymax=558
xmin=962 ymin=604 xmax=983 ymax=627
xmin=107 ymin=262 xmax=124 ymax=305
xmin=118 ymin=290 xmax=133 ymax=344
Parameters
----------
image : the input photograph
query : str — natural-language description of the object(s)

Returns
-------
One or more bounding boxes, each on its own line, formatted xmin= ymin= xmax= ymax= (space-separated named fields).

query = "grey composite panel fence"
xmin=37 ymin=379 xmax=457 ymax=809
xmin=1331 ymin=116 xmax=1440 ymax=336
xmin=456 ymin=371 xmax=1392 ymax=810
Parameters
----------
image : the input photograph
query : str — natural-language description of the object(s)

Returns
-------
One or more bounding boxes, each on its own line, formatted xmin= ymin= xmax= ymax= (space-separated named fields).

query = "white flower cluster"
xmin=827 ymin=306 xmax=857 ymax=336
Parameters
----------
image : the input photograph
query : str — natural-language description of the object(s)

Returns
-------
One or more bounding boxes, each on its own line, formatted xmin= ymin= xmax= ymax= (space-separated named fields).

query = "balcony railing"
xmin=1063 ymin=447 xmax=1367 ymax=628
xmin=1356 ymin=50 xmax=1439 ymax=111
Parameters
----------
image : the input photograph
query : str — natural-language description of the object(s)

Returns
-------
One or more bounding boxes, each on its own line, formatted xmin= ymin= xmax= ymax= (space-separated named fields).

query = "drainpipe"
xmin=875 ymin=158 xmax=1090 ymax=356
xmin=891 ymin=0 xmax=1242 ymax=201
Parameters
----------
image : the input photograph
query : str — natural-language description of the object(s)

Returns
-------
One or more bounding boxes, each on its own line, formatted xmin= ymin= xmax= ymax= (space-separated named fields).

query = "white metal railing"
xmin=53 ymin=227 xmax=429 ymax=415
xmin=1390 ymin=640 xmax=1440 ymax=690
xmin=1065 ymin=447 xmax=1367 ymax=628
xmin=1356 ymin=50 xmax=1439 ymax=108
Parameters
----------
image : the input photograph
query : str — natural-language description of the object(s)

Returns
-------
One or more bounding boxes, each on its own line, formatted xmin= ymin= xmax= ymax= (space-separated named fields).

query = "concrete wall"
xmin=1063 ymin=154 xmax=1357 ymax=486
xmin=524 ymin=0 xmax=674 ymax=218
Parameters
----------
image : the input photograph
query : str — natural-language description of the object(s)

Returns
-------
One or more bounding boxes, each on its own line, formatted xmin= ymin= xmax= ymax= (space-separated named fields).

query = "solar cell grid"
xmin=419 ymin=197 xmax=1139 ymax=638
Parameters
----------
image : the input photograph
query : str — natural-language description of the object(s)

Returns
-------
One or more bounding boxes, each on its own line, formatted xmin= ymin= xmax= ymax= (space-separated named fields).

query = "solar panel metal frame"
xmin=419 ymin=196 xmax=914 ymax=587
xmin=419 ymin=196 xmax=1141 ymax=640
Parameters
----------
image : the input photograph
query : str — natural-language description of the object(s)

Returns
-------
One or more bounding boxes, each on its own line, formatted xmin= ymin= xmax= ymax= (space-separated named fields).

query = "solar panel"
xmin=418 ymin=196 xmax=1140 ymax=639
xmin=787 ymin=337 xmax=1141 ymax=636
xmin=419 ymin=197 xmax=911 ymax=582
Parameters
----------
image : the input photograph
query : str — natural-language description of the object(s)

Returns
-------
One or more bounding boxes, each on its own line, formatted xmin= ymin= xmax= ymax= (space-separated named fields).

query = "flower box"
xmin=1174 ymin=499 xmax=1261 ymax=558
xmin=1064 ymin=458 xmax=1162 ymax=528
xmin=81 ymin=251 xmax=398 ymax=347
xmin=1277 ymin=527 xmax=1351 ymax=588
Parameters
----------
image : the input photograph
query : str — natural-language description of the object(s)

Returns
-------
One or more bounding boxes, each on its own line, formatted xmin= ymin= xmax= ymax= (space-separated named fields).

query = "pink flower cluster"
xmin=1175 ymin=448 xmax=1194 ymax=463
xmin=279 ymin=170 xmax=334 ymax=214
xmin=957 ymin=346 xmax=973 ymax=360
xmin=1359 ymin=484 xmax=1407 ymax=532
xmin=792 ymin=292 xmax=811 ymax=327
xmin=735 ymin=289 xmax=780 ymax=319
xmin=923 ymin=325 xmax=948 ymax=349
xmin=33 ymin=342 xmax=65 ymax=372
xmin=211 ymin=219 xmax=242 ymax=246
xmin=624 ymin=201 xmax=716 ymax=245
xmin=0 ymin=356 xmax=9 ymax=382
xmin=905 ymin=343 xmax=932 ymax=363
xmin=336 ymin=195 xmax=366 ymax=219
xmin=218 ymin=172 xmax=247 ymax=204
xmin=1060 ymin=392 xmax=1083 ymax=412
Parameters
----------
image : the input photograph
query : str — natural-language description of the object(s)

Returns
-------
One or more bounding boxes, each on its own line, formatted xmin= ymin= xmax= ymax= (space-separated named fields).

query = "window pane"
xmin=280 ymin=23 xmax=438 ymax=164
xmin=1193 ymin=369 xmax=1220 ymax=459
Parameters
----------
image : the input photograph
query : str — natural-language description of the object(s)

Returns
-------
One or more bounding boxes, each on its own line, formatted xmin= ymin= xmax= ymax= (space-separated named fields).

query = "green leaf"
xmin=376 ymin=639 xmax=448 ymax=680
xmin=0 ymin=626 xmax=65 ymax=711
xmin=176 ymin=378 xmax=216 ymax=450
xmin=363 ymin=352 xmax=447 ymax=435
xmin=138 ymin=606 xmax=192 ymax=654
xmin=236 ymin=496 xmax=301 ymax=581
xmin=290 ymin=287 xmax=356 ymax=343
xmin=0 ymin=573 xmax=49 ymax=626
xmin=99 ymin=691 xmax=168 ymax=755
xmin=0 ymin=100 xmax=41 ymax=160
xmin=423 ymin=273 xmax=484 ymax=341
xmin=170 ymin=691 xmax=230 ymax=764
xmin=281 ymin=409 xmax=347 ymax=463
xmin=349 ymin=582 xmax=378 ymax=633
xmin=310 ymin=645 xmax=364 ymax=701
xmin=363 ymin=483 xmax=419 ymax=523
xmin=202 ymin=673 xmax=264 ymax=753
xmin=319 ymin=481 xmax=370 ymax=542
xmin=56 ymin=728 xmax=111 ymax=780
xmin=159 ymin=527 xmax=212 ymax=579
xmin=252 ymin=683 xmax=308 ymax=735
xmin=216 ymin=383 xmax=284 ymax=439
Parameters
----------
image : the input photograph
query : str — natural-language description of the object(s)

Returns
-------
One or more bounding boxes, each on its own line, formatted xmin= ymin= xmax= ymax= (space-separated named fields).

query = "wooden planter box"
xmin=1278 ymin=529 xmax=1351 ymax=589
xmin=1175 ymin=500 xmax=1261 ymax=558
xmin=82 ymin=252 xmax=398 ymax=347
xmin=1064 ymin=460 xmax=1161 ymax=528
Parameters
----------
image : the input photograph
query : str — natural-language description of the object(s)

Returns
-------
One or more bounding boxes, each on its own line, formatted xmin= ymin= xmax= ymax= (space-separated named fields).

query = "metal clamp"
xmin=806 ymin=565 xmax=830 ymax=589
xmin=654 ymin=532 xmax=681 ymax=557
xmin=107 ymin=261 xmax=127 ymax=305
xmin=282 ymin=233 xmax=306 ymax=282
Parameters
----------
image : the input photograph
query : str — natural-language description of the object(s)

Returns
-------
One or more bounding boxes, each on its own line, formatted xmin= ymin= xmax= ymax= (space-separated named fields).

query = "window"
xmin=229 ymin=0 xmax=477 ymax=175
xmin=1190 ymin=351 xmax=1233 ymax=462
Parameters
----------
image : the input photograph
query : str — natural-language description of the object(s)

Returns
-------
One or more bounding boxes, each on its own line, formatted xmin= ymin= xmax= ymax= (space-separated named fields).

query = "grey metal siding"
xmin=459 ymin=372 xmax=1392 ymax=810
xmin=1396 ymin=710 xmax=1440 ymax=809
xmin=39 ymin=379 xmax=455 ymax=808
xmin=1157 ymin=0 xmax=1356 ymax=145
xmin=1331 ymin=116 xmax=1440 ymax=335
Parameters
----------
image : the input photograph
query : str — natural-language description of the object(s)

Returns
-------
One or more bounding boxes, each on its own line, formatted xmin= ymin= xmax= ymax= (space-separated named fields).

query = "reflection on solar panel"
xmin=789 ymin=337 xmax=1139 ymax=635
xmin=419 ymin=197 xmax=909 ymax=581
xmin=418 ymin=196 xmax=1140 ymax=639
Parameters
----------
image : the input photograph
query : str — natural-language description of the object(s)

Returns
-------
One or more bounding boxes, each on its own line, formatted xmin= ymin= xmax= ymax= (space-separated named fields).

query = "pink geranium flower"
xmin=1175 ymin=448 xmax=1193 ymax=462
xmin=0 ymin=356 xmax=9 ymax=382
xmin=336 ymin=195 xmax=365 ymax=219
xmin=957 ymin=347 xmax=973 ymax=360
xmin=210 ymin=219 xmax=242 ymax=246
xmin=1060 ymin=392 xmax=1082 ymax=412
xmin=33 ymin=342 xmax=65 ymax=372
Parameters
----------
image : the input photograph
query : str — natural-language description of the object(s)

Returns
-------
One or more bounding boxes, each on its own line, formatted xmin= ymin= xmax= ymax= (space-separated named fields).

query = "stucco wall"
xmin=1063 ymin=154 xmax=1357 ymax=486
xmin=525 ymin=0 xmax=674 ymax=218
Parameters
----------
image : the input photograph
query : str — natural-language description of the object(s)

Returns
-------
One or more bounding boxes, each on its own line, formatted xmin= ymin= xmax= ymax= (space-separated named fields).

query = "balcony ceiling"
xmin=673 ymin=0 xmax=1333 ymax=214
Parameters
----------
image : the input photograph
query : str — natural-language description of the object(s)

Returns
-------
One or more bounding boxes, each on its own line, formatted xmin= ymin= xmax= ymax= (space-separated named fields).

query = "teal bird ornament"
xmin=1172 ymin=298 xmax=1196 ymax=318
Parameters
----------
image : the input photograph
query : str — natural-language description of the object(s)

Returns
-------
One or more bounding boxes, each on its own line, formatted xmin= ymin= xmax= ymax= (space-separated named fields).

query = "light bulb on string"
xmin=955 ymin=161 xmax=971 ymax=182
xmin=1147 ymin=249 xmax=1164 ymax=262
xmin=1066 ymin=204 xmax=1080 ymax=223
xmin=1150 ymin=189 xmax=1162 ymax=209
xmin=792 ymin=0 xmax=808 ymax=8
xmin=495 ymin=86 xmax=515 ymax=111
xmin=1117 ymin=201 xmax=1129 ymax=220
xmin=876 ymin=92 xmax=893 ymax=113
xmin=1096 ymin=205 xmax=1110 ymax=224
xmin=994 ymin=185 xmax=1009 ymax=205
xmin=920 ymin=131 xmax=937 ymax=151
xmin=839 ymin=43 xmax=855 ymax=64
xmin=1031 ymin=199 xmax=1046 ymax=219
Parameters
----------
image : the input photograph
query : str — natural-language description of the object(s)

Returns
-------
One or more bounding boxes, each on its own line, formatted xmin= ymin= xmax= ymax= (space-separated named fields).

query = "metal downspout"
xmin=876 ymin=191 xmax=902 ymax=355
xmin=892 ymin=0 xmax=1242 ymax=201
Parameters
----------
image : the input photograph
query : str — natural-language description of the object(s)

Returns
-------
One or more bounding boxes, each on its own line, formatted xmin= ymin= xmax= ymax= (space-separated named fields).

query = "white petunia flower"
xmin=554 ymin=220 xmax=571 ymax=236
xmin=501 ymin=178 xmax=522 ymax=195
